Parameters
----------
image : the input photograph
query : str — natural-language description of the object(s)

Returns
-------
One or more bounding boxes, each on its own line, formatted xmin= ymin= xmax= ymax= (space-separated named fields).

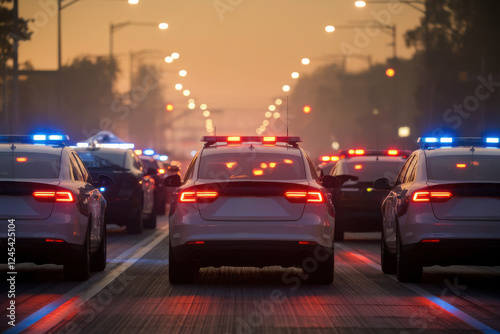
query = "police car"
xmin=0 ymin=135 xmax=111 ymax=280
xmin=330 ymin=149 xmax=410 ymax=241
xmin=165 ymin=136 xmax=339 ymax=284
xmin=374 ymin=137 xmax=500 ymax=282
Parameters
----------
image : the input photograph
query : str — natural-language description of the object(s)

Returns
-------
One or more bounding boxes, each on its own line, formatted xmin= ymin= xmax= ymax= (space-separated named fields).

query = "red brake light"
xmin=158 ymin=168 xmax=166 ymax=174
xmin=179 ymin=189 xmax=219 ymax=203
xmin=354 ymin=164 xmax=363 ymax=170
xmin=285 ymin=191 xmax=324 ymax=203
xmin=33 ymin=190 xmax=74 ymax=203
xmin=412 ymin=190 xmax=452 ymax=202
xmin=16 ymin=157 xmax=28 ymax=162
xmin=456 ymin=163 xmax=466 ymax=168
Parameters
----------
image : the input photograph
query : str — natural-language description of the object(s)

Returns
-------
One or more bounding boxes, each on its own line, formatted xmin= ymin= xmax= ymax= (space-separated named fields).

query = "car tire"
xmin=396 ymin=231 xmax=422 ymax=282
xmin=169 ymin=243 xmax=195 ymax=284
xmin=91 ymin=225 xmax=107 ymax=272
xmin=306 ymin=247 xmax=334 ymax=284
xmin=127 ymin=203 xmax=143 ymax=234
xmin=144 ymin=211 xmax=157 ymax=229
xmin=381 ymin=231 xmax=396 ymax=274
xmin=64 ymin=227 xmax=91 ymax=281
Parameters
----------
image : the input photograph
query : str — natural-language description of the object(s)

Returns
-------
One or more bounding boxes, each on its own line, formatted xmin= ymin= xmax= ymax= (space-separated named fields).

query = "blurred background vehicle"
xmin=330 ymin=149 xmax=410 ymax=241
xmin=75 ymin=145 xmax=156 ymax=233
xmin=139 ymin=155 xmax=168 ymax=215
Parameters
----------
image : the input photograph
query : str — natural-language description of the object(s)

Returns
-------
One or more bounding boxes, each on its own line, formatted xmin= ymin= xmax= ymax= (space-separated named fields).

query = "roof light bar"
xmin=418 ymin=137 xmax=500 ymax=149
xmin=0 ymin=134 xmax=70 ymax=145
xmin=340 ymin=149 xmax=410 ymax=158
xmin=201 ymin=136 xmax=302 ymax=147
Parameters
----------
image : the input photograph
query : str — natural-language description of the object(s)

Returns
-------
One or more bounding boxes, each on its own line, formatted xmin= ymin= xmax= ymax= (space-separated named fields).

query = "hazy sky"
xmin=19 ymin=0 xmax=422 ymax=134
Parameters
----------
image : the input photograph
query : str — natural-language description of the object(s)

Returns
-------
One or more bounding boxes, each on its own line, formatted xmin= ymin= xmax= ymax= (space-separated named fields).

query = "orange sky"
xmin=19 ymin=0 xmax=422 ymax=135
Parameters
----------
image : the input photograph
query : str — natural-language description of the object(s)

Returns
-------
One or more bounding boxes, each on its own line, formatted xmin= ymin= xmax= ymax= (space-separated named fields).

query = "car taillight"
xmin=179 ymin=190 xmax=219 ymax=203
xmin=285 ymin=191 xmax=324 ymax=203
xmin=412 ymin=190 xmax=452 ymax=203
xmin=33 ymin=190 xmax=75 ymax=203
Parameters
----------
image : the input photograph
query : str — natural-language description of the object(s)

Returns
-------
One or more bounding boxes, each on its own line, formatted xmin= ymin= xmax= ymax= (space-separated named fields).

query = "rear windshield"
xmin=427 ymin=155 xmax=500 ymax=181
xmin=0 ymin=152 xmax=61 ymax=179
xmin=198 ymin=153 xmax=305 ymax=181
xmin=77 ymin=150 xmax=126 ymax=169
xmin=344 ymin=160 xmax=404 ymax=183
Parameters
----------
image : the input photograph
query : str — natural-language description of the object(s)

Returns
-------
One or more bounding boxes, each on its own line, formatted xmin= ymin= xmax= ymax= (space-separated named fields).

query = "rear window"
xmin=198 ymin=152 xmax=305 ymax=181
xmin=0 ymin=152 xmax=61 ymax=179
xmin=427 ymin=155 xmax=500 ymax=181
xmin=344 ymin=160 xmax=404 ymax=183
xmin=77 ymin=150 xmax=126 ymax=169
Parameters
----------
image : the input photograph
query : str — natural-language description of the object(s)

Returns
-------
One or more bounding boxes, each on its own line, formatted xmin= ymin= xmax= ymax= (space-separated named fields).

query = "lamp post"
xmin=353 ymin=0 xmax=431 ymax=127
xmin=109 ymin=22 xmax=168 ymax=59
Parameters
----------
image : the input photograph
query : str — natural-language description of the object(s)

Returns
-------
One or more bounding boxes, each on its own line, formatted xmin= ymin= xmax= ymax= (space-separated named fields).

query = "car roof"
xmin=74 ymin=147 xmax=129 ymax=155
xmin=422 ymin=147 xmax=500 ymax=157
xmin=200 ymin=144 xmax=303 ymax=157
xmin=0 ymin=143 xmax=64 ymax=154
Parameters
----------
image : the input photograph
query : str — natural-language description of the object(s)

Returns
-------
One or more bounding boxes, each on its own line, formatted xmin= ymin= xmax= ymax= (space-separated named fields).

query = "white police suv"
xmin=0 ymin=135 xmax=111 ymax=280
xmin=165 ymin=136 xmax=339 ymax=284
xmin=374 ymin=137 xmax=500 ymax=282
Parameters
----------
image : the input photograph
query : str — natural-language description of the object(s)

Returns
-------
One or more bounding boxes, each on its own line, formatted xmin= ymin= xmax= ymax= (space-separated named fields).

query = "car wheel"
xmin=396 ymin=231 xmax=422 ymax=282
xmin=144 ymin=205 xmax=157 ymax=229
xmin=91 ymin=225 xmax=107 ymax=272
xmin=64 ymin=227 xmax=91 ymax=281
xmin=169 ymin=243 xmax=195 ymax=284
xmin=381 ymin=231 xmax=396 ymax=274
xmin=127 ymin=203 xmax=143 ymax=234
xmin=306 ymin=247 xmax=334 ymax=284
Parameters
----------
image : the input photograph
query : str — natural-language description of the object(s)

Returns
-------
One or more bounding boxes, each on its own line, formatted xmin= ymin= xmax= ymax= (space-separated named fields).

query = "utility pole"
xmin=12 ymin=0 xmax=20 ymax=130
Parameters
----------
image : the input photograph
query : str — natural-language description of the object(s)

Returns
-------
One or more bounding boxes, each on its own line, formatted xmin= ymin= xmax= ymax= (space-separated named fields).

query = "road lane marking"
xmin=5 ymin=225 xmax=170 ymax=334
xmin=336 ymin=242 xmax=500 ymax=334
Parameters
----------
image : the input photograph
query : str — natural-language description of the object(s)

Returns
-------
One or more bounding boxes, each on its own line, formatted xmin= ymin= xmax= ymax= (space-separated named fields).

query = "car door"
xmin=382 ymin=154 xmax=416 ymax=249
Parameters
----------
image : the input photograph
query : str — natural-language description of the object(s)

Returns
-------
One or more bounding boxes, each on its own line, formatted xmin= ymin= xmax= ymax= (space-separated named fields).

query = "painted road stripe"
xmin=6 ymin=225 xmax=170 ymax=334
xmin=336 ymin=242 xmax=500 ymax=334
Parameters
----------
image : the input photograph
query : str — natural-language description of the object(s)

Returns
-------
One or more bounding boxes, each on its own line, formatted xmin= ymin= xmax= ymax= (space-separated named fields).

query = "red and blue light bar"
xmin=339 ymin=149 xmax=410 ymax=158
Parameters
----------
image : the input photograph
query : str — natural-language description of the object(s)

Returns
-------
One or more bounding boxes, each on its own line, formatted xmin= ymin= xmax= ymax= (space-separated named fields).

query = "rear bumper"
xmin=402 ymin=239 xmax=500 ymax=267
xmin=1 ymin=238 xmax=84 ymax=265
xmin=171 ymin=240 xmax=333 ymax=268
xmin=105 ymin=196 xmax=140 ymax=225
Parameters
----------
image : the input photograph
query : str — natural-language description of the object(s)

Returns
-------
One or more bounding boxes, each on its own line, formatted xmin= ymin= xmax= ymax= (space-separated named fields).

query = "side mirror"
xmin=95 ymin=174 xmax=114 ymax=187
xmin=373 ymin=177 xmax=391 ymax=190
xmin=334 ymin=174 xmax=359 ymax=186
xmin=321 ymin=175 xmax=341 ymax=188
xmin=164 ymin=174 xmax=181 ymax=187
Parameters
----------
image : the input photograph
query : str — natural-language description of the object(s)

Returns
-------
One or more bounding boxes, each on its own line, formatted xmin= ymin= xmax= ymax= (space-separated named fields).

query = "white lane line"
xmin=6 ymin=225 xmax=170 ymax=334
xmin=336 ymin=242 xmax=500 ymax=334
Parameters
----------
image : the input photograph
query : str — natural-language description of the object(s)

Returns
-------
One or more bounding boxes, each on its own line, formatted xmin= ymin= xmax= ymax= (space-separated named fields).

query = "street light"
xmin=109 ymin=21 xmax=168 ymax=58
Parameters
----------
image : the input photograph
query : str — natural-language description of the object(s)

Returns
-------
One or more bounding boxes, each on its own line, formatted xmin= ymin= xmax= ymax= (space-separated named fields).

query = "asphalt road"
xmin=2 ymin=215 xmax=500 ymax=334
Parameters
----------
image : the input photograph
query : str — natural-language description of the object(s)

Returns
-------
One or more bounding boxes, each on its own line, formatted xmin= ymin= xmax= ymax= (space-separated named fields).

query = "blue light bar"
xmin=159 ymin=155 xmax=168 ymax=161
xmin=486 ymin=137 xmax=499 ymax=144
xmin=440 ymin=137 xmax=453 ymax=143
xmin=0 ymin=134 xmax=69 ymax=145
xmin=418 ymin=137 xmax=500 ymax=149
xmin=33 ymin=134 xmax=46 ymax=141
xmin=144 ymin=149 xmax=155 ymax=156
xmin=49 ymin=135 xmax=63 ymax=140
